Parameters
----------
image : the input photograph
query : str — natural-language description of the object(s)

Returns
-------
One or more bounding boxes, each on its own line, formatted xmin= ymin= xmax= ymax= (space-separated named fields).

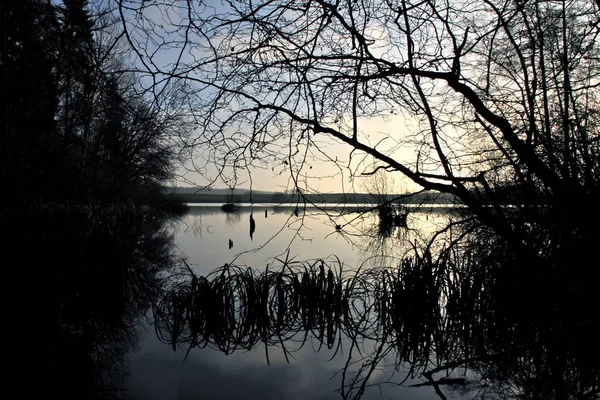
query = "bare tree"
xmin=360 ymin=169 xmax=398 ymax=207
xmin=115 ymin=0 xmax=598 ymax=242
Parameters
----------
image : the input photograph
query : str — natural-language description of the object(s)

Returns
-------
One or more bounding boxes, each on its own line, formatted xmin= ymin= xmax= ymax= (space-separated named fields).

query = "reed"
xmin=153 ymin=238 xmax=600 ymax=399
xmin=154 ymin=254 xmax=449 ymax=371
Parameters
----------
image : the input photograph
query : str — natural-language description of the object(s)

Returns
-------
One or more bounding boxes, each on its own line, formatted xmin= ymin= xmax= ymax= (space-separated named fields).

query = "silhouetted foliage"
xmin=115 ymin=3 xmax=600 ymax=395
xmin=1 ymin=0 xmax=188 ymax=210
xmin=1 ymin=1 xmax=188 ymax=397
xmin=116 ymin=0 xmax=599 ymax=247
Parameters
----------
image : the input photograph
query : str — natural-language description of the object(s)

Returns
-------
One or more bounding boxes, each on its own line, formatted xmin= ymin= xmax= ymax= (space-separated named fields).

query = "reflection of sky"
xmin=128 ymin=321 xmax=438 ymax=400
xmin=169 ymin=206 xmax=453 ymax=274
xmin=125 ymin=206 xmax=452 ymax=400
xmin=129 ymin=322 xmax=342 ymax=400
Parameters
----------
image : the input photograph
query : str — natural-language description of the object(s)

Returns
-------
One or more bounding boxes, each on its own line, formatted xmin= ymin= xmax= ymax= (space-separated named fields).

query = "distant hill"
xmin=166 ymin=187 xmax=274 ymax=195
xmin=165 ymin=187 xmax=460 ymax=205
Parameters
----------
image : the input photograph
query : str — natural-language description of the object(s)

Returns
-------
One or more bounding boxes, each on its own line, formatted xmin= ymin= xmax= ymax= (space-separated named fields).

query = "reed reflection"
xmin=154 ymin=222 xmax=599 ymax=400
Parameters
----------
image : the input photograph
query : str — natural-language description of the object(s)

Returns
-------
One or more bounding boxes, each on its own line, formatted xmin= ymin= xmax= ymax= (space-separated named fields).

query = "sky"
xmin=171 ymin=114 xmax=421 ymax=193
xmin=116 ymin=0 xmax=426 ymax=194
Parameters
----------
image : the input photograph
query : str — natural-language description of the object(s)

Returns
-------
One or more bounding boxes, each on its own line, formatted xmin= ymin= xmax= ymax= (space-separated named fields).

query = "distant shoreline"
xmin=184 ymin=202 xmax=465 ymax=213
xmin=168 ymin=188 xmax=460 ymax=205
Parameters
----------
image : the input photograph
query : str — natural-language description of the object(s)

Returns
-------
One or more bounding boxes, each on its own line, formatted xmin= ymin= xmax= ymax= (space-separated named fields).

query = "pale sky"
xmin=118 ymin=1 xmax=426 ymax=194
xmin=171 ymin=113 xmax=422 ymax=193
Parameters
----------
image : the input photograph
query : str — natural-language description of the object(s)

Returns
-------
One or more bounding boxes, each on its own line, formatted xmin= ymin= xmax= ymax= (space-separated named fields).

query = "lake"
xmin=126 ymin=204 xmax=456 ymax=400
xmin=12 ymin=202 xmax=594 ymax=399
xmin=173 ymin=204 xmax=453 ymax=273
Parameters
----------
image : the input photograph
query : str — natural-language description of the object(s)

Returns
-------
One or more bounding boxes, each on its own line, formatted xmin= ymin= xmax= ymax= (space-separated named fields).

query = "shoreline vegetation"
xmin=3 ymin=2 xmax=188 ymax=397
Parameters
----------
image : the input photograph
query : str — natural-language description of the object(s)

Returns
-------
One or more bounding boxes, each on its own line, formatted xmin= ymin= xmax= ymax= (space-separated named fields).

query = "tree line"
xmin=1 ymin=0 xmax=188 ymax=211
xmin=3 ymin=2 xmax=189 ymax=396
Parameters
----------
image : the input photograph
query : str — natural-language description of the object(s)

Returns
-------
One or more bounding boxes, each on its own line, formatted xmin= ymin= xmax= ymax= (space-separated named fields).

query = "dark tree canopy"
xmin=2 ymin=2 xmax=188 ymax=397
xmin=1 ymin=0 xmax=189 ymax=208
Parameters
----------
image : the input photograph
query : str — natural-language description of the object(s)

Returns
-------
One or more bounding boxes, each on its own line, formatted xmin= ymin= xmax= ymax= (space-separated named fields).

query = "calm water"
xmin=174 ymin=204 xmax=451 ymax=273
xmin=14 ymin=203 xmax=595 ymax=398
xmin=126 ymin=204 xmax=453 ymax=400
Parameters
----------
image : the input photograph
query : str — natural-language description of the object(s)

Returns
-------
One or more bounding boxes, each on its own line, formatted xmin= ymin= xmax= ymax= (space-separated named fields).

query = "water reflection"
xmin=6 ymin=203 xmax=179 ymax=399
xmin=250 ymin=212 xmax=256 ymax=240
xmin=154 ymin=220 xmax=600 ymax=400
xmin=353 ymin=218 xmax=410 ymax=265
xmin=225 ymin=209 xmax=242 ymax=226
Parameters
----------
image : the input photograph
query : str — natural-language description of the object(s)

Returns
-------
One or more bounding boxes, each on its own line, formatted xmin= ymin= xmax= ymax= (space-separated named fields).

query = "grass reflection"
xmin=155 ymin=225 xmax=599 ymax=399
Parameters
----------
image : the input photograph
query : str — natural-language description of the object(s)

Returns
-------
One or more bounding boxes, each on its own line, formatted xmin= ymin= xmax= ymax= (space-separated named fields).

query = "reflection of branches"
xmin=332 ymin=206 xmax=462 ymax=269
xmin=181 ymin=215 xmax=206 ymax=238
xmin=225 ymin=210 xmax=242 ymax=226
xmin=154 ymin=226 xmax=600 ymax=399
xmin=348 ymin=214 xmax=410 ymax=268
